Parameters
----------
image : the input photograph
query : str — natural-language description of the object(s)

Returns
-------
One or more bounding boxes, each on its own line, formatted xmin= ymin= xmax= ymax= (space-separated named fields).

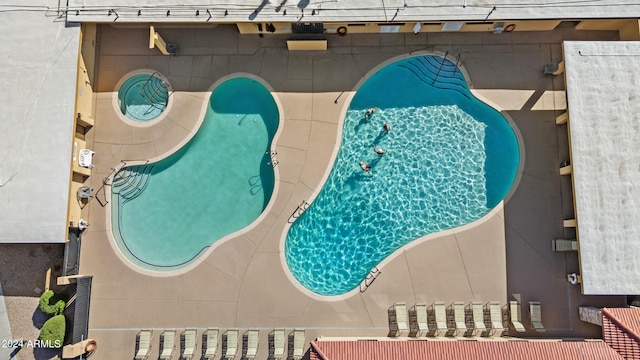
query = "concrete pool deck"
xmin=80 ymin=24 xmax=625 ymax=359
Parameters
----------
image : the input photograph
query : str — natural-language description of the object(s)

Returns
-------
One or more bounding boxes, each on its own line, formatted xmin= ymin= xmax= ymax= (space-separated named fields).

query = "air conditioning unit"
xmin=166 ymin=43 xmax=178 ymax=55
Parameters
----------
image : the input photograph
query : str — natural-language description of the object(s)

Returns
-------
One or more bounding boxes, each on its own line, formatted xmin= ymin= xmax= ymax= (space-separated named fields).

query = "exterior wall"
xmin=77 ymin=23 xmax=97 ymax=118
xmin=237 ymin=19 xmax=561 ymax=35
xmin=575 ymin=19 xmax=640 ymax=40
xmin=620 ymin=20 xmax=640 ymax=41
xmin=67 ymin=23 xmax=98 ymax=228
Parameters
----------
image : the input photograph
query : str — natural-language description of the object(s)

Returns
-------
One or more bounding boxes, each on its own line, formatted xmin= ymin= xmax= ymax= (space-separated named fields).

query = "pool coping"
xmin=112 ymin=69 xmax=175 ymax=128
xmin=276 ymin=50 xmax=523 ymax=301
xmin=103 ymin=72 xmax=286 ymax=277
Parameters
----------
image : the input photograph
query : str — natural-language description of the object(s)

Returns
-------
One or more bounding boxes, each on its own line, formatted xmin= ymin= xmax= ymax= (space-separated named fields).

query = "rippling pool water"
xmin=285 ymin=55 xmax=519 ymax=296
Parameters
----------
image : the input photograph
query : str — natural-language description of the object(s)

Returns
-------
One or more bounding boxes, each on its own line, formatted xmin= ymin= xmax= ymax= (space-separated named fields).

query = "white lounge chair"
xmin=393 ymin=303 xmax=409 ymax=336
xmin=134 ymin=330 xmax=152 ymax=360
xmin=487 ymin=302 xmax=505 ymax=337
xmin=203 ymin=328 xmax=218 ymax=360
xmin=529 ymin=301 xmax=546 ymax=332
xmin=509 ymin=301 xmax=526 ymax=332
xmin=79 ymin=149 xmax=94 ymax=168
xmin=433 ymin=302 xmax=448 ymax=336
xmin=159 ymin=330 xmax=176 ymax=360
xmin=412 ymin=304 xmax=429 ymax=337
xmin=273 ymin=329 xmax=285 ymax=359
xmin=182 ymin=328 xmax=197 ymax=359
xmin=453 ymin=302 xmax=467 ymax=336
xmin=225 ymin=329 xmax=238 ymax=359
xmin=246 ymin=329 xmax=259 ymax=359
xmin=292 ymin=329 xmax=305 ymax=360
xmin=471 ymin=302 xmax=487 ymax=336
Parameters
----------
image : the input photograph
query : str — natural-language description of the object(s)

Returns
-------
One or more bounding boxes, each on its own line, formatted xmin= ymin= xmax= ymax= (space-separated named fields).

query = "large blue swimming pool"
xmin=111 ymin=77 xmax=279 ymax=270
xmin=285 ymin=55 xmax=520 ymax=296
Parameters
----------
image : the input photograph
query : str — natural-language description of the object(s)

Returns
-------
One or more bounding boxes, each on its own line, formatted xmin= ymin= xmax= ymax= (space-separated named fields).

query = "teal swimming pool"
xmin=118 ymin=73 xmax=170 ymax=122
xmin=285 ymin=55 xmax=520 ymax=296
xmin=111 ymin=77 xmax=279 ymax=270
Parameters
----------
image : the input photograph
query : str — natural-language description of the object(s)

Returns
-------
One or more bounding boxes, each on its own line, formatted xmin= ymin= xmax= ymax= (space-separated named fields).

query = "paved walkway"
xmin=79 ymin=24 xmax=624 ymax=359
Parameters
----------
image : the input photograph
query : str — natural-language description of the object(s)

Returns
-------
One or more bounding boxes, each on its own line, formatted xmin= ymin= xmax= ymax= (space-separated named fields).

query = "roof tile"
xmin=310 ymin=340 xmax=623 ymax=360
xmin=602 ymin=307 xmax=640 ymax=359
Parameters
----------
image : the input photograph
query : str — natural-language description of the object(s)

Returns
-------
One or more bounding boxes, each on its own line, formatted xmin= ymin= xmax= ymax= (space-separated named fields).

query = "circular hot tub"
xmin=117 ymin=73 xmax=170 ymax=122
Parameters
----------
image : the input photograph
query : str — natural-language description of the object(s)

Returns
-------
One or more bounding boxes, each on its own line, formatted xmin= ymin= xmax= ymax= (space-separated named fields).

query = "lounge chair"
xmin=182 ymin=328 xmax=197 ymax=359
xmin=509 ymin=301 xmax=526 ymax=332
xmin=79 ymin=149 xmax=94 ymax=168
xmin=411 ymin=304 xmax=429 ymax=337
xmin=292 ymin=329 xmax=305 ymax=360
xmin=273 ymin=328 xmax=285 ymax=359
xmin=487 ymin=302 xmax=506 ymax=337
xmin=432 ymin=302 xmax=448 ymax=336
xmin=552 ymin=239 xmax=578 ymax=251
xmin=203 ymin=328 xmax=218 ymax=360
xmin=159 ymin=330 xmax=176 ymax=360
xmin=529 ymin=301 xmax=546 ymax=332
xmin=246 ymin=329 xmax=259 ymax=359
xmin=392 ymin=303 xmax=409 ymax=336
xmin=452 ymin=301 xmax=467 ymax=336
xmin=134 ymin=330 xmax=152 ymax=360
xmin=471 ymin=302 xmax=487 ymax=336
xmin=225 ymin=329 xmax=238 ymax=359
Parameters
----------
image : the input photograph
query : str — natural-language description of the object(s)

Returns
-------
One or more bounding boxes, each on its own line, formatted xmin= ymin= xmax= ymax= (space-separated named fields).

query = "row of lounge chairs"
xmin=134 ymin=328 xmax=305 ymax=360
xmin=391 ymin=301 xmax=544 ymax=337
xmin=135 ymin=329 xmax=197 ymax=360
xmin=510 ymin=301 xmax=546 ymax=333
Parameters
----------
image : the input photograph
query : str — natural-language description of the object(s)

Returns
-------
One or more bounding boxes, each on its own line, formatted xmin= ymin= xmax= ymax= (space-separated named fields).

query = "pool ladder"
xmin=139 ymin=71 xmax=170 ymax=107
xmin=360 ymin=267 xmax=381 ymax=293
xmin=288 ymin=200 xmax=310 ymax=223
xmin=267 ymin=151 xmax=279 ymax=167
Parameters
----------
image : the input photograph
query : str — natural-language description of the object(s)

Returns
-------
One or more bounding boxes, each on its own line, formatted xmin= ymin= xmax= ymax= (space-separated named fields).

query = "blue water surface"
xmin=112 ymin=77 xmax=279 ymax=270
xmin=118 ymin=74 xmax=169 ymax=121
xmin=285 ymin=56 xmax=520 ymax=296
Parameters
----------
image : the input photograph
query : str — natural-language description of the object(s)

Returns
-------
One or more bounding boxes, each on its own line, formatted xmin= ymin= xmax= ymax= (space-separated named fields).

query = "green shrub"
xmin=39 ymin=315 xmax=65 ymax=348
xmin=38 ymin=290 xmax=65 ymax=315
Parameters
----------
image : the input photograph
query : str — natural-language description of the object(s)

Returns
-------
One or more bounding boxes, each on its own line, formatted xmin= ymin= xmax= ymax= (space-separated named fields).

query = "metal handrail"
xmin=360 ymin=267 xmax=381 ymax=293
xmin=287 ymin=200 xmax=310 ymax=223
xmin=432 ymin=51 xmax=448 ymax=85
xmin=147 ymin=79 xmax=168 ymax=105
xmin=138 ymin=71 xmax=162 ymax=95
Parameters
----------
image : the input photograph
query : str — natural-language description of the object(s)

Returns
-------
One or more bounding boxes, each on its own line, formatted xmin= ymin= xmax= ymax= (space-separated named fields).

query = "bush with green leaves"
xmin=39 ymin=315 xmax=65 ymax=348
xmin=38 ymin=290 xmax=65 ymax=315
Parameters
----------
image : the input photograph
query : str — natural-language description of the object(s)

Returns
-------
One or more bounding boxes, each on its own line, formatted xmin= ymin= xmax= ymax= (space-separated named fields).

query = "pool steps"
xmin=138 ymin=76 xmax=169 ymax=112
xmin=399 ymin=56 xmax=470 ymax=100
xmin=112 ymin=164 xmax=154 ymax=203
xmin=122 ymin=74 xmax=169 ymax=119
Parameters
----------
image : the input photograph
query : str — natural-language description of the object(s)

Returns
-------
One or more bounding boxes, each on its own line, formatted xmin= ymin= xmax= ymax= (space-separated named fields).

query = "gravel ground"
xmin=0 ymin=244 xmax=66 ymax=360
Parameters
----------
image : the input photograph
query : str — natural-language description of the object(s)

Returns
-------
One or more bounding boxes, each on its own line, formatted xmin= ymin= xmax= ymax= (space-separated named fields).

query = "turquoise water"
xmin=118 ymin=74 xmax=169 ymax=121
xmin=111 ymin=77 xmax=279 ymax=269
xmin=285 ymin=56 xmax=520 ymax=296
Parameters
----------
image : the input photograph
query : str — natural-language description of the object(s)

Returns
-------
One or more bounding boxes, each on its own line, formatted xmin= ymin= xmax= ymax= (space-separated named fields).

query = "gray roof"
xmin=0 ymin=2 xmax=80 ymax=243
xmin=564 ymin=41 xmax=640 ymax=295
xmin=66 ymin=0 xmax=640 ymax=23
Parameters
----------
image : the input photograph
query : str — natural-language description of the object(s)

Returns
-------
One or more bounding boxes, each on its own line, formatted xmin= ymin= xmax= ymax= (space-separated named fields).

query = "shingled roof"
xmin=310 ymin=339 xmax=623 ymax=360
xmin=602 ymin=307 xmax=640 ymax=359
